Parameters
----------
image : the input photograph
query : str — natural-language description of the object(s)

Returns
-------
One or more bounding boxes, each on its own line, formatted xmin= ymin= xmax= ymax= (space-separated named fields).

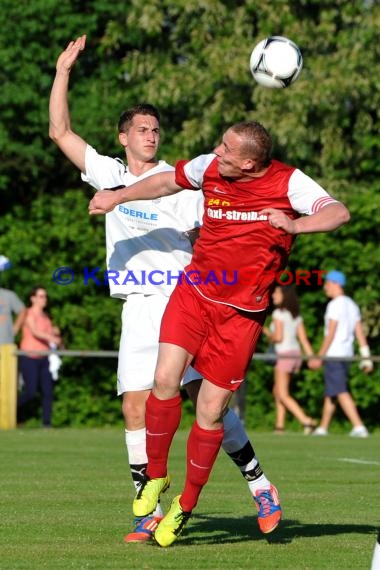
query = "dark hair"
xmin=277 ymin=284 xmax=300 ymax=318
xmin=230 ymin=121 xmax=272 ymax=168
xmin=27 ymin=286 xmax=48 ymax=309
xmin=118 ymin=103 xmax=160 ymax=133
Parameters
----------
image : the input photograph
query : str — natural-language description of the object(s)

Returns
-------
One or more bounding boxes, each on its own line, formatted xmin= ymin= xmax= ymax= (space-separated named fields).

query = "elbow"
xmin=340 ymin=205 xmax=351 ymax=225
xmin=49 ymin=127 xmax=58 ymax=144
xmin=49 ymin=125 xmax=61 ymax=144
xmin=48 ymin=120 xmax=67 ymax=144
xmin=329 ymin=203 xmax=350 ymax=230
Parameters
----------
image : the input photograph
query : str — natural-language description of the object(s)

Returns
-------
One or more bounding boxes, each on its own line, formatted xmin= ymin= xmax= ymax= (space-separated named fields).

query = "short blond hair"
xmin=231 ymin=121 xmax=272 ymax=168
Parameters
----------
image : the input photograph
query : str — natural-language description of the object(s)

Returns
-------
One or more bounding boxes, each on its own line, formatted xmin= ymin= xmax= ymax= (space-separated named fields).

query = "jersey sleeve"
xmin=81 ymin=145 xmax=127 ymax=191
xmin=288 ymin=169 xmax=339 ymax=215
xmin=175 ymin=154 xmax=216 ymax=190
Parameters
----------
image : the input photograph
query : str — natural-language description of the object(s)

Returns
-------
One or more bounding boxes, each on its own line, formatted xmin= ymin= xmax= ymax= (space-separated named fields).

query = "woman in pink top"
xmin=18 ymin=286 xmax=62 ymax=427
xmin=263 ymin=285 xmax=315 ymax=434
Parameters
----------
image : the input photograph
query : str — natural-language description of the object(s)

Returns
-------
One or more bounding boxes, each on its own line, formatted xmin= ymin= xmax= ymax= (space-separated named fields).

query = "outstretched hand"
xmin=56 ymin=35 xmax=86 ymax=72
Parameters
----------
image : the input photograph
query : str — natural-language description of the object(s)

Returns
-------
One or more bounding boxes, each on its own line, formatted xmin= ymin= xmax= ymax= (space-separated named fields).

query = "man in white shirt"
xmin=310 ymin=270 xmax=373 ymax=437
xmin=49 ymin=34 xmax=281 ymax=543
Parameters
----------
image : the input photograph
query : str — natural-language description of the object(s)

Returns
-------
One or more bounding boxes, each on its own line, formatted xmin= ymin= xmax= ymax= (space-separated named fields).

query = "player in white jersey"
xmin=310 ymin=270 xmax=373 ymax=437
xmin=49 ymin=35 xmax=281 ymax=543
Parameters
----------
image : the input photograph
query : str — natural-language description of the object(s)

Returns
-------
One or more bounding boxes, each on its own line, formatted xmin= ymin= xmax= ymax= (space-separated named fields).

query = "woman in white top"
xmin=263 ymin=285 xmax=315 ymax=434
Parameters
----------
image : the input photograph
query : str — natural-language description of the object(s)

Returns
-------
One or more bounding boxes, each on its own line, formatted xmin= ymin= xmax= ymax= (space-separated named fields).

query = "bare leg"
xmin=274 ymin=368 xmax=314 ymax=426
xmin=319 ymin=396 xmax=336 ymax=430
xmin=336 ymin=392 xmax=364 ymax=427
xmin=273 ymin=382 xmax=287 ymax=430
xmin=123 ymin=390 xmax=150 ymax=431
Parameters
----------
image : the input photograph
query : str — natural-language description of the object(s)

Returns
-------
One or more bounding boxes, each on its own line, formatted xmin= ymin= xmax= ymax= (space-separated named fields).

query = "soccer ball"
xmin=250 ymin=36 xmax=303 ymax=89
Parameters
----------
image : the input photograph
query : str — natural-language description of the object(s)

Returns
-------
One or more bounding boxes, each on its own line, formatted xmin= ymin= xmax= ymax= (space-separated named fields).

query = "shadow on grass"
xmin=172 ymin=514 xmax=377 ymax=546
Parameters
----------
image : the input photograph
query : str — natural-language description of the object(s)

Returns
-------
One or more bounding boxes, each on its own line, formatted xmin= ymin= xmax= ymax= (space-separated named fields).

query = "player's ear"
xmin=118 ymin=132 xmax=128 ymax=148
xmin=242 ymin=157 xmax=256 ymax=171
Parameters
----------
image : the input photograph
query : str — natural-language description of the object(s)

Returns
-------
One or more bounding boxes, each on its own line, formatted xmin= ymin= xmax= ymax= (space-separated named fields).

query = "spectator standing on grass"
xmin=17 ymin=286 xmax=62 ymax=428
xmin=310 ymin=270 xmax=373 ymax=437
xmin=263 ymin=284 xmax=315 ymax=434
xmin=89 ymin=117 xmax=349 ymax=547
xmin=0 ymin=255 xmax=26 ymax=345
xmin=49 ymin=34 xmax=282 ymax=543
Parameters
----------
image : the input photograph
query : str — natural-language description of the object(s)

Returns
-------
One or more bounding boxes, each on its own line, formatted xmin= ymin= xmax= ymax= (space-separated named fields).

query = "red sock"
xmin=180 ymin=421 xmax=224 ymax=512
xmin=145 ymin=392 xmax=182 ymax=479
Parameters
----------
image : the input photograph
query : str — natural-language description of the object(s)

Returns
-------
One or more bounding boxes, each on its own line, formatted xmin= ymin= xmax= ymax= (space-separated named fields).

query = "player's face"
xmin=121 ymin=114 xmax=160 ymax=161
xmin=213 ymin=129 xmax=248 ymax=178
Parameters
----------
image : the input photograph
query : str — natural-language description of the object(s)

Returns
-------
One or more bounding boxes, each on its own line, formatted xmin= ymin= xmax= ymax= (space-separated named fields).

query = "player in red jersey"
xmin=89 ymin=121 xmax=350 ymax=546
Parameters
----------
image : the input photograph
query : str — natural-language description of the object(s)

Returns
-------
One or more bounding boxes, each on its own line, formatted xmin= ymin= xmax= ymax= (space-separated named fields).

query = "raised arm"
xmin=49 ymin=35 xmax=88 ymax=172
xmin=88 ymin=171 xmax=183 ymax=215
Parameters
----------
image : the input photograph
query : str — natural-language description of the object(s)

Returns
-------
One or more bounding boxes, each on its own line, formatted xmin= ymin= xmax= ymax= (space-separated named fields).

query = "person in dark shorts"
xmin=310 ymin=270 xmax=373 ymax=437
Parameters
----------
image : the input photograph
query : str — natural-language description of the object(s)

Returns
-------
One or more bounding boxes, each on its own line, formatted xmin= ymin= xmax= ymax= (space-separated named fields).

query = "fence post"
xmin=0 ymin=344 xmax=17 ymax=429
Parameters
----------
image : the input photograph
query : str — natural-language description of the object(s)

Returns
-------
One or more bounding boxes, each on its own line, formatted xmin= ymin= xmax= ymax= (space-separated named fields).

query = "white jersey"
xmin=324 ymin=295 xmax=361 ymax=357
xmin=82 ymin=145 xmax=204 ymax=298
xmin=271 ymin=308 xmax=303 ymax=353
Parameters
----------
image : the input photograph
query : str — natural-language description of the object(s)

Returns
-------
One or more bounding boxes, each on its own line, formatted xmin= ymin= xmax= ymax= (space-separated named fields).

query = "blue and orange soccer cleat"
xmin=253 ymin=484 xmax=282 ymax=534
xmin=124 ymin=515 xmax=163 ymax=543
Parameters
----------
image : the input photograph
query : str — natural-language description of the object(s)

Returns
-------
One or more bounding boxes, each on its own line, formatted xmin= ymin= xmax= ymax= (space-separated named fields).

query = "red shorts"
xmin=159 ymin=280 xmax=266 ymax=391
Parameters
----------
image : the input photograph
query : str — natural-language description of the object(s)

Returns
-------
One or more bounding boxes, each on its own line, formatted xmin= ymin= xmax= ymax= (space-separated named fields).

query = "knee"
xmin=197 ymin=400 xmax=224 ymax=428
xmin=276 ymin=387 xmax=288 ymax=403
xmin=122 ymin=397 xmax=145 ymax=427
xmin=153 ymin=368 xmax=180 ymax=399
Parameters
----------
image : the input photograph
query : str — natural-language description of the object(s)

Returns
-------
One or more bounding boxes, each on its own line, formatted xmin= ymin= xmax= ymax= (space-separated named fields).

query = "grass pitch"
xmin=1 ymin=428 xmax=378 ymax=569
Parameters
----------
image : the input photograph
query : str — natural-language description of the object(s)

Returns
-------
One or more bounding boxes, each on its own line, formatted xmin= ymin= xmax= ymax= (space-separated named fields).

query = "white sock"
xmin=125 ymin=428 xmax=147 ymax=470
xmin=125 ymin=428 xmax=163 ymax=518
xmin=248 ymin=473 xmax=271 ymax=494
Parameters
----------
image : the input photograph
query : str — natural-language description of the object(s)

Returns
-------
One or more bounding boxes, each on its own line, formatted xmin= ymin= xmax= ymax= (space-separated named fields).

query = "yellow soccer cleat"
xmin=133 ymin=475 xmax=171 ymax=517
xmin=154 ymin=495 xmax=191 ymax=547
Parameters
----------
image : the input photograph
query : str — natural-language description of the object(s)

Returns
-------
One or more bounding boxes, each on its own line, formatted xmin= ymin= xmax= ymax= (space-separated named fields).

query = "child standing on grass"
xmin=263 ymin=284 xmax=315 ymax=434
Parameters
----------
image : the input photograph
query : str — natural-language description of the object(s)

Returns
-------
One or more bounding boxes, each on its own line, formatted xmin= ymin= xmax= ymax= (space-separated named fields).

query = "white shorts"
xmin=117 ymin=294 xmax=202 ymax=395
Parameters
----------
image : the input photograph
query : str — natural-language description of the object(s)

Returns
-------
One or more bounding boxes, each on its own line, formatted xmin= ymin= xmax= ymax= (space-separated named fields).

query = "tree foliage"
xmin=0 ymin=0 xmax=379 ymax=427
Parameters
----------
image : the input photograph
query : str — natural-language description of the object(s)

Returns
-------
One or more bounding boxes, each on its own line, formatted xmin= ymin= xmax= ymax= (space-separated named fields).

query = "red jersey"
xmin=175 ymin=155 xmax=337 ymax=311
